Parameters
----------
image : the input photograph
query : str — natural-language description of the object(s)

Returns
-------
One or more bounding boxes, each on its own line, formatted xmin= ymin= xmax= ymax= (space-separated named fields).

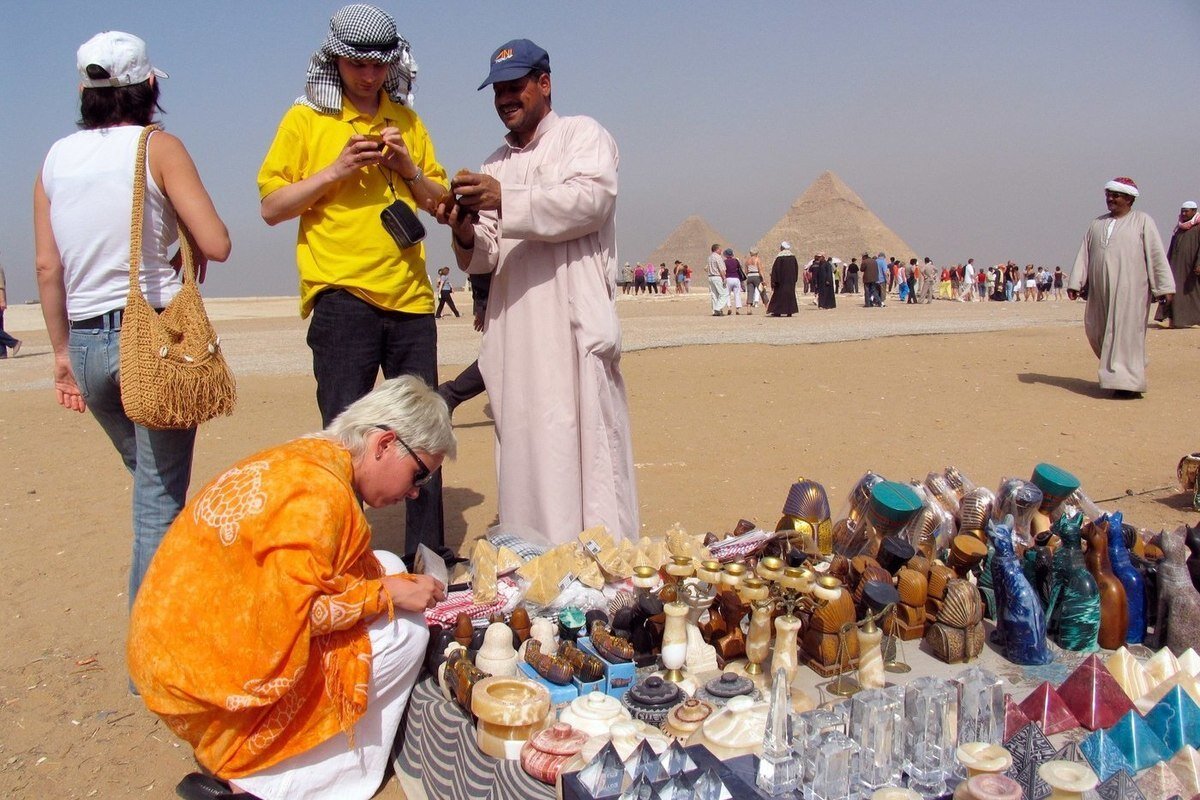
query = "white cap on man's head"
xmin=77 ymin=31 xmax=168 ymax=88
xmin=1183 ymin=201 xmax=1198 ymax=210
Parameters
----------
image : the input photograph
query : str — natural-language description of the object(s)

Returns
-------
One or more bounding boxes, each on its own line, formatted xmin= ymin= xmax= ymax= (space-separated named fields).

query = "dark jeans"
xmin=438 ymin=360 xmax=485 ymax=413
xmin=906 ymin=279 xmax=918 ymax=304
xmin=307 ymin=289 xmax=443 ymax=552
xmin=864 ymin=282 xmax=881 ymax=307
xmin=0 ymin=309 xmax=17 ymax=356
xmin=435 ymin=291 xmax=459 ymax=318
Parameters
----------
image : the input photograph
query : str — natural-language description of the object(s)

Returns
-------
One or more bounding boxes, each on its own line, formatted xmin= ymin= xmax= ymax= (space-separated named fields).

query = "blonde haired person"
xmin=130 ymin=376 xmax=453 ymax=800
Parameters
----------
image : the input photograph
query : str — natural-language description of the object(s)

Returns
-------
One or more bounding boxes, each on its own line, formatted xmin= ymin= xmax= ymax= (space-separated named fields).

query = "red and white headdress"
xmin=1104 ymin=177 xmax=1139 ymax=197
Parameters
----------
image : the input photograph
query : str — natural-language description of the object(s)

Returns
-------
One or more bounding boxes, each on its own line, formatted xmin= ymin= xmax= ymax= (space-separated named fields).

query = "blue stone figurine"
xmin=987 ymin=515 xmax=1053 ymax=665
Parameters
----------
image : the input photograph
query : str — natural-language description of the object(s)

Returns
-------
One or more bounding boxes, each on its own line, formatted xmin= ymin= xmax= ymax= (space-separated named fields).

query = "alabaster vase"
xmin=770 ymin=614 xmax=802 ymax=688
xmin=471 ymin=676 xmax=552 ymax=760
xmin=684 ymin=694 xmax=768 ymax=760
xmin=558 ymin=691 xmax=632 ymax=739
xmin=659 ymin=601 xmax=688 ymax=682
xmin=857 ymin=619 xmax=886 ymax=690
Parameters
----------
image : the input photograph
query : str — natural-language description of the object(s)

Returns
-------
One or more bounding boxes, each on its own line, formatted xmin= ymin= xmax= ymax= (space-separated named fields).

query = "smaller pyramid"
xmin=1018 ymin=681 xmax=1079 ymax=736
xmin=1169 ymin=745 xmax=1200 ymax=796
xmin=1081 ymin=728 xmax=1135 ymax=781
xmin=1057 ymin=653 xmax=1136 ymax=730
xmin=1004 ymin=695 xmax=1034 ymax=743
xmin=646 ymin=215 xmax=737 ymax=276
xmin=1106 ymin=710 xmax=1170 ymax=772
xmin=1004 ymin=721 xmax=1056 ymax=777
xmin=1145 ymin=685 xmax=1200 ymax=754
xmin=1136 ymin=760 xmax=1187 ymax=800
xmin=1096 ymin=768 xmax=1145 ymax=800
xmin=1052 ymin=740 xmax=1084 ymax=764
xmin=1105 ymin=646 xmax=1151 ymax=700
xmin=1178 ymin=647 xmax=1200 ymax=678
xmin=1145 ymin=647 xmax=1182 ymax=691
xmin=1135 ymin=671 xmax=1200 ymax=715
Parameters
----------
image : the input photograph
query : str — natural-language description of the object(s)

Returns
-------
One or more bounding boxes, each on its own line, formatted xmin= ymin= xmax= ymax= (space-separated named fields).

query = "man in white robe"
xmin=1067 ymin=177 xmax=1174 ymax=398
xmin=437 ymin=39 xmax=639 ymax=543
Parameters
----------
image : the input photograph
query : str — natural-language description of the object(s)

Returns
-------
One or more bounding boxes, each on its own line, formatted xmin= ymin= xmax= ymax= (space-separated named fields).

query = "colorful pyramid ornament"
xmin=1136 ymin=671 xmax=1200 ymax=715
xmin=1105 ymin=646 xmax=1151 ymax=700
xmin=1178 ymin=647 xmax=1200 ymax=678
xmin=1169 ymin=745 xmax=1200 ymax=797
xmin=1003 ymin=695 xmax=1034 ymax=742
xmin=1146 ymin=647 xmax=1183 ymax=690
xmin=1145 ymin=685 xmax=1200 ymax=754
xmin=1106 ymin=709 xmax=1170 ymax=772
xmin=1003 ymin=722 xmax=1057 ymax=777
xmin=1135 ymin=760 xmax=1187 ymax=800
xmin=1017 ymin=681 xmax=1080 ymax=735
xmin=1095 ymin=768 xmax=1146 ymax=800
xmin=1080 ymin=727 xmax=1135 ymax=781
xmin=1056 ymin=653 xmax=1135 ymax=730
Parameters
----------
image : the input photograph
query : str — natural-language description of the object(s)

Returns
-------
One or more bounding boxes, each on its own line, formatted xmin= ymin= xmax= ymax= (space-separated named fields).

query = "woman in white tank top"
xmin=33 ymin=32 xmax=230 ymax=612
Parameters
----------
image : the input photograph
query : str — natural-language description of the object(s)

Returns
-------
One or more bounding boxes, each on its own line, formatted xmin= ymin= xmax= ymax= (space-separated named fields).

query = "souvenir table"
xmin=391 ymin=628 xmax=1086 ymax=800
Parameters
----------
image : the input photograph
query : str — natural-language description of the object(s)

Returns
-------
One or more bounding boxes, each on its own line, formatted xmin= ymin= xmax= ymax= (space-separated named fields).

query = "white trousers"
xmin=726 ymin=277 xmax=744 ymax=309
xmin=234 ymin=551 xmax=428 ymax=800
xmin=709 ymin=276 xmax=728 ymax=312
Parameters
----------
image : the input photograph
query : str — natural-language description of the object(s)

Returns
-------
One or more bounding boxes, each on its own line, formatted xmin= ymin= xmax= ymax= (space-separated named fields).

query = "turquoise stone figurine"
xmin=1046 ymin=512 xmax=1100 ymax=652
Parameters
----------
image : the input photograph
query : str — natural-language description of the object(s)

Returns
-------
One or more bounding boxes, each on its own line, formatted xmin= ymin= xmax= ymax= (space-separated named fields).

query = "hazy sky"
xmin=1 ymin=1 xmax=1196 ymax=304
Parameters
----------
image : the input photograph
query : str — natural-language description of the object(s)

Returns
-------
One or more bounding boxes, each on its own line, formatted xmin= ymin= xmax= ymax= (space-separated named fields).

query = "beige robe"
xmin=1068 ymin=209 xmax=1174 ymax=391
xmin=457 ymin=111 xmax=639 ymax=544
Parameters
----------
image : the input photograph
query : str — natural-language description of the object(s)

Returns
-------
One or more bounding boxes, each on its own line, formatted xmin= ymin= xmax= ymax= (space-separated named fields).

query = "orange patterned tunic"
xmin=127 ymin=437 xmax=397 ymax=779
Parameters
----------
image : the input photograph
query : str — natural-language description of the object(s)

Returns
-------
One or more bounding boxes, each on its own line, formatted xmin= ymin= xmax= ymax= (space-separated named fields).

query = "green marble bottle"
xmin=1047 ymin=512 xmax=1100 ymax=652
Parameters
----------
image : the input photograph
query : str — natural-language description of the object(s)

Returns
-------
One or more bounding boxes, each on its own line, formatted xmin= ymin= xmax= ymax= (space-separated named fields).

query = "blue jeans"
xmin=0 ymin=308 xmax=18 ymax=356
xmin=306 ymin=290 xmax=444 ymax=553
xmin=68 ymin=327 xmax=196 ymax=604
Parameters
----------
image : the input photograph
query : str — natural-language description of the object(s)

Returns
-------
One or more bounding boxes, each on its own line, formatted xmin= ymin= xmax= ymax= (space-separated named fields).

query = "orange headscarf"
xmin=128 ymin=437 xmax=401 ymax=778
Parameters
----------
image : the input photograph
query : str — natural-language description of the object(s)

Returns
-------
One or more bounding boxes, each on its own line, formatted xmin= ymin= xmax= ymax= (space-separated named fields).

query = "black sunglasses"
xmin=380 ymin=427 xmax=434 ymax=487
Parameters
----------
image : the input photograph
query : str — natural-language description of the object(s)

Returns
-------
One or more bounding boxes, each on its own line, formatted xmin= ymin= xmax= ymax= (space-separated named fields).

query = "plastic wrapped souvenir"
xmin=986 ymin=515 xmax=1052 ymax=665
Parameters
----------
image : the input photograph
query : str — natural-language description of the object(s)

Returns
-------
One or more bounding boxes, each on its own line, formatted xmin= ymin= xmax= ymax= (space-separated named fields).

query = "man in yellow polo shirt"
xmin=258 ymin=3 xmax=449 ymax=551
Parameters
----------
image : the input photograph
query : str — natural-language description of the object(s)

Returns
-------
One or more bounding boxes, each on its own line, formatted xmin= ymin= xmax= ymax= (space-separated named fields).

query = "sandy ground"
xmin=1 ymin=289 xmax=1198 ymax=798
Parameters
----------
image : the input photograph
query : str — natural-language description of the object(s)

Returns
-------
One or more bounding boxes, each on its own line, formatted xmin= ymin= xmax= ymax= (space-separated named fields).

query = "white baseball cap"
xmin=77 ymin=31 xmax=168 ymax=88
xmin=1183 ymin=201 xmax=1198 ymax=210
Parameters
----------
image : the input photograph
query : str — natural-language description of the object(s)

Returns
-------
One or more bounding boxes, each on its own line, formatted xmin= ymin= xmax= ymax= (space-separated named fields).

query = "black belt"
xmin=69 ymin=308 xmax=160 ymax=330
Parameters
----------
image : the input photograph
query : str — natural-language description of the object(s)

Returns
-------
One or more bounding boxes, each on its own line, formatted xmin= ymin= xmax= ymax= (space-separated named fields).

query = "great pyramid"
xmin=646 ymin=215 xmax=737 ymax=272
xmin=752 ymin=171 xmax=918 ymax=268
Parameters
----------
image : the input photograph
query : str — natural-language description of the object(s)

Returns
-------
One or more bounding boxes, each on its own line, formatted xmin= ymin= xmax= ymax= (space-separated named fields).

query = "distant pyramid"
xmin=646 ymin=215 xmax=736 ymax=272
xmin=752 ymin=171 xmax=917 ymax=268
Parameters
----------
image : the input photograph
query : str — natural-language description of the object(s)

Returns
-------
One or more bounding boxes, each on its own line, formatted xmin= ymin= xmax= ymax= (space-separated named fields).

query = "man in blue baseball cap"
xmin=435 ymin=39 xmax=640 ymax=545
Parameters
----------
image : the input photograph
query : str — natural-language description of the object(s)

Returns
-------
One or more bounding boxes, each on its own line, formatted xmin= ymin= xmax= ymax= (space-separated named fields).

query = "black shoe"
xmin=176 ymin=773 xmax=261 ymax=799
xmin=1111 ymin=389 xmax=1143 ymax=400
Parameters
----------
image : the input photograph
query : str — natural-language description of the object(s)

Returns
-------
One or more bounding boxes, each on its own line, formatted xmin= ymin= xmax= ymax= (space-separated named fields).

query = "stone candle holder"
xmin=471 ymin=676 xmax=551 ymax=760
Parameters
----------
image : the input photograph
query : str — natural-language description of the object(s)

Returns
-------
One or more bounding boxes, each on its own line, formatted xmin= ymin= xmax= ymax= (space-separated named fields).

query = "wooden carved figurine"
xmin=801 ymin=576 xmax=859 ymax=676
xmin=1083 ymin=516 xmax=1129 ymax=651
xmin=886 ymin=565 xmax=928 ymax=641
xmin=924 ymin=578 xmax=985 ymax=663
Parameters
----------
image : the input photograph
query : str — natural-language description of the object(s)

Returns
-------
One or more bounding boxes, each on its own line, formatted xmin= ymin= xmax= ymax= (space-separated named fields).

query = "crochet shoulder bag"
xmin=119 ymin=125 xmax=236 ymax=429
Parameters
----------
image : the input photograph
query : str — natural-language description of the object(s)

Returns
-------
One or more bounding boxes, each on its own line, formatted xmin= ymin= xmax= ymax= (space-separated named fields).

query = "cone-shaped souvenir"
xmin=1080 ymin=727 xmax=1135 ymax=781
xmin=1017 ymin=681 xmax=1079 ymax=736
xmin=1169 ymin=744 xmax=1200 ymax=797
xmin=1144 ymin=684 xmax=1200 ymax=754
xmin=1104 ymin=646 xmax=1151 ymax=700
xmin=1106 ymin=709 xmax=1170 ymax=772
xmin=1057 ymin=653 xmax=1135 ymax=730
xmin=1003 ymin=696 xmax=1034 ymax=743
xmin=1094 ymin=768 xmax=1145 ymax=800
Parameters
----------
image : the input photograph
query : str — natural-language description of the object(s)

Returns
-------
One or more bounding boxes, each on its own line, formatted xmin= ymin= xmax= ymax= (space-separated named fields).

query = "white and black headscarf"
xmin=295 ymin=4 xmax=418 ymax=113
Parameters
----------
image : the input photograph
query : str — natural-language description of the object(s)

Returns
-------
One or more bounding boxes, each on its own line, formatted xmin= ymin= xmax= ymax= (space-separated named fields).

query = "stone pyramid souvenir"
xmin=1136 ymin=760 xmax=1187 ymax=800
xmin=1017 ymin=681 xmax=1080 ymax=736
xmin=1105 ymin=646 xmax=1152 ymax=700
xmin=1179 ymin=648 xmax=1200 ymax=678
xmin=690 ymin=768 xmax=732 ymax=800
xmin=1004 ymin=722 xmax=1057 ymax=777
xmin=1147 ymin=647 xmax=1183 ymax=690
xmin=1003 ymin=695 xmax=1034 ymax=742
xmin=1136 ymin=671 xmax=1200 ymax=715
xmin=1057 ymin=653 xmax=1136 ymax=730
xmin=655 ymin=774 xmax=692 ymax=800
xmin=1080 ymin=727 xmax=1135 ymax=781
xmin=1106 ymin=709 xmax=1171 ymax=771
xmin=623 ymin=740 xmax=666 ymax=783
xmin=1146 ymin=685 xmax=1200 ymax=754
xmin=616 ymin=773 xmax=657 ymax=800
xmin=1169 ymin=745 xmax=1200 ymax=797
xmin=578 ymin=740 xmax=628 ymax=797
xmin=1006 ymin=758 xmax=1051 ymax=800
xmin=1095 ymin=768 xmax=1146 ymax=800
xmin=658 ymin=740 xmax=697 ymax=777
xmin=1052 ymin=740 xmax=1084 ymax=763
